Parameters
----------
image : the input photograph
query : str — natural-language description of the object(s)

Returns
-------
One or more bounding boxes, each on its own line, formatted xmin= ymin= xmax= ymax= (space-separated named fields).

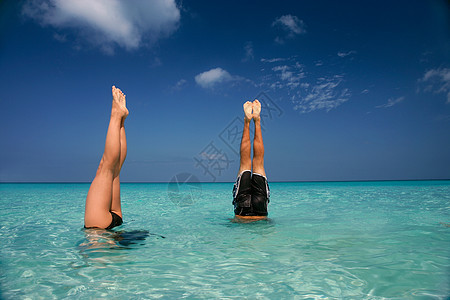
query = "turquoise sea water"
xmin=0 ymin=181 xmax=449 ymax=299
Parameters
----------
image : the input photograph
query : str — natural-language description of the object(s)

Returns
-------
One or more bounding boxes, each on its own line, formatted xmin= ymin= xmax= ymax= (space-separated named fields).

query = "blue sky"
xmin=0 ymin=0 xmax=449 ymax=182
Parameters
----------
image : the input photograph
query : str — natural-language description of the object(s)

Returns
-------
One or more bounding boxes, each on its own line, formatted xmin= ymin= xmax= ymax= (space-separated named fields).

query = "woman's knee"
xmin=98 ymin=155 xmax=119 ymax=173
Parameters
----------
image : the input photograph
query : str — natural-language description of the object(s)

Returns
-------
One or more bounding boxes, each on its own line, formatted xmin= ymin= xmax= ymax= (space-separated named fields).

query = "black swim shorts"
xmin=232 ymin=170 xmax=270 ymax=216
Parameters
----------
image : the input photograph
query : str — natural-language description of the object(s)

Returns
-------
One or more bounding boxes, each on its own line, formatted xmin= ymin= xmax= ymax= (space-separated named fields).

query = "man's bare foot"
xmin=112 ymin=86 xmax=129 ymax=119
xmin=243 ymin=101 xmax=253 ymax=122
xmin=252 ymin=99 xmax=261 ymax=121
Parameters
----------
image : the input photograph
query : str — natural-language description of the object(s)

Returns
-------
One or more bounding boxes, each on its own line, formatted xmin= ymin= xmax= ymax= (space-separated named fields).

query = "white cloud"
xmin=172 ymin=79 xmax=187 ymax=90
xmin=53 ymin=32 xmax=67 ymax=42
xmin=195 ymin=68 xmax=233 ymax=89
xmin=272 ymin=15 xmax=306 ymax=43
xmin=22 ymin=0 xmax=180 ymax=53
xmin=274 ymin=36 xmax=285 ymax=45
xmin=315 ymin=60 xmax=324 ymax=66
xmin=261 ymin=57 xmax=352 ymax=113
xmin=260 ymin=57 xmax=351 ymax=113
xmin=337 ymin=50 xmax=356 ymax=58
xmin=376 ymin=96 xmax=405 ymax=108
xmin=419 ymin=68 xmax=450 ymax=103
xmin=272 ymin=15 xmax=306 ymax=35
xmin=272 ymin=64 xmax=305 ymax=89
xmin=261 ymin=57 xmax=286 ymax=63
xmin=242 ymin=42 xmax=254 ymax=62
xmin=293 ymin=76 xmax=351 ymax=113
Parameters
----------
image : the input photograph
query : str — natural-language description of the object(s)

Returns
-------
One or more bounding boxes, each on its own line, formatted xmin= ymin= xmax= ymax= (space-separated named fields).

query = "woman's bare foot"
xmin=112 ymin=86 xmax=129 ymax=119
xmin=252 ymin=99 xmax=261 ymax=121
xmin=243 ymin=101 xmax=253 ymax=122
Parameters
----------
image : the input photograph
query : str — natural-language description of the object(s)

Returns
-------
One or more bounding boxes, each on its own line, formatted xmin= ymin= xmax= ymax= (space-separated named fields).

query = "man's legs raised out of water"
xmin=251 ymin=100 xmax=265 ymax=177
xmin=84 ymin=86 xmax=128 ymax=229
xmin=249 ymin=99 xmax=269 ymax=218
xmin=238 ymin=101 xmax=253 ymax=175
xmin=233 ymin=99 xmax=269 ymax=220
xmin=232 ymin=102 xmax=253 ymax=218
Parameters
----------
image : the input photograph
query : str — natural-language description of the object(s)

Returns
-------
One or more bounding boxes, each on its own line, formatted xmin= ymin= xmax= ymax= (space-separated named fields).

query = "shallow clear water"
xmin=0 ymin=181 xmax=449 ymax=299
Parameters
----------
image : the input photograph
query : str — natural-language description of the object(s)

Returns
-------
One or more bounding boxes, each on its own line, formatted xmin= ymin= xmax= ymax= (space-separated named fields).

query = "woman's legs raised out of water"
xmin=84 ymin=86 xmax=128 ymax=229
xmin=110 ymin=90 xmax=128 ymax=219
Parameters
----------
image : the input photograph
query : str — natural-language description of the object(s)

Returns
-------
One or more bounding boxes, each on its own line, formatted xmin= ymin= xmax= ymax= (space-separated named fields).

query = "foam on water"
xmin=0 ymin=181 xmax=449 ymax=299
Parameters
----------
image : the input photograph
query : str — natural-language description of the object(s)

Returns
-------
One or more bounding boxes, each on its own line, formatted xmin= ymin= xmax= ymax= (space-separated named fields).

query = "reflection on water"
xmin=72 ymin=229 xmax=166 ymax=269
xmin=230 ymin=216 xmax=273 ymax=224
xmin=76 ymin=229 xmax=164 ymax=258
